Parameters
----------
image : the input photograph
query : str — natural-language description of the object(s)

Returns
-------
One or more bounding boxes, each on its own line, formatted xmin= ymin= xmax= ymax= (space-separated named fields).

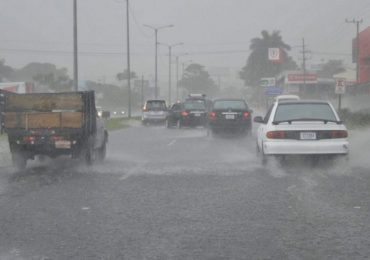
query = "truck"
xmin=0 ymin=90 xmax=108 ymax=170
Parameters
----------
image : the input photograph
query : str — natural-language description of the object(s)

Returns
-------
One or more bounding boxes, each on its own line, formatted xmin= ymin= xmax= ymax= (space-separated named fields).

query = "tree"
xmin=33 ymin=72 xmax=72 ymax=92
xmin=240 ymin=30 xmax=297 ymax=87
xmin=179 ymin=63 xmax=218 ymax=96
xmin=317 ymin=60 xmax=345 ymax=78
xmin=0 ymin=59 xmax=15 ymax=81
xmin=116 ymin=69 xmax=137 ymax=81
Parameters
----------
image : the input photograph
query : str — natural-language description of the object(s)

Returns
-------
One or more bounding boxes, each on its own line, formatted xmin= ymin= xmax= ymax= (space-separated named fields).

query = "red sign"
xmin=286 ymin=73 xmax=317 ymax=84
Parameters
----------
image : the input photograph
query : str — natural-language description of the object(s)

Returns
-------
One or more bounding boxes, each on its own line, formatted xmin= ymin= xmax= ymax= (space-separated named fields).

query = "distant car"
xmin=166 ymin=102 xmax=184 ymax=128
xmin=142 ymin=100 xmax=167 ymax=125
xmin=96 ymin=106 xmax=103 ymax=117
xmin=208 ymin=98 xmax=252 ymax=135
xmin=254 ymin=100 xmax=349 ymax=165
xmin=166 ymin=99 xmax=207 ymax=128
xmin=274 ymin=94 xmax=300 ymax=103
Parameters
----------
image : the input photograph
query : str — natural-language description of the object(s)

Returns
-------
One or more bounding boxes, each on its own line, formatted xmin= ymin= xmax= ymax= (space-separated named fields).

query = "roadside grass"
xmin=339 ymin=109 xmax=370 ymax=129
xmin=105 ymin=116 xmax=140 ymax=131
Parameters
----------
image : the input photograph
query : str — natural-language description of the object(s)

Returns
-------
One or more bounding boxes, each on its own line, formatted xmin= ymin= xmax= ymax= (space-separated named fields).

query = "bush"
xmin=339 ymin=108 xmax=370 ymax=128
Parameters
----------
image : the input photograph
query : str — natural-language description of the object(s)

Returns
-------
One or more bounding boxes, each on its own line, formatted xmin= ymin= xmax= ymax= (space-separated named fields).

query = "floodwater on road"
xmin=0 ymin=125 xmax=370 ymax=259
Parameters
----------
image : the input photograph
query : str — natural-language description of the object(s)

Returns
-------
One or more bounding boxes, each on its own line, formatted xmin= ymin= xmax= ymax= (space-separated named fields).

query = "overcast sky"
xmin=0 ymin=0 xmax=369 ymax=83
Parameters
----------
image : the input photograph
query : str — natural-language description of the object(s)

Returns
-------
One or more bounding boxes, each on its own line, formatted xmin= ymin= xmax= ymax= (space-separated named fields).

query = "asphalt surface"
xmin=0 ymin=124 xmax=370 ymax=260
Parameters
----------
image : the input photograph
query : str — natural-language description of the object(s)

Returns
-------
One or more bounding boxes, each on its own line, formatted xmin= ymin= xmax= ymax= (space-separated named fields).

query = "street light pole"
xmin=73 ymin=0 xmax=78 ymax=91
xmin=176 ymin=56 xmax=179 ymax=101
xmin=126 ymin=0 xmax=131 ymax=118
xmin=143 ymin=24 xmax=173 ymax=99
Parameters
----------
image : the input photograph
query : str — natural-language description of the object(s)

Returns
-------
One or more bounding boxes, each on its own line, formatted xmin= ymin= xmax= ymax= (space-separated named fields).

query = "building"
xmin=357 ymin=26 xmax=370 ymax=84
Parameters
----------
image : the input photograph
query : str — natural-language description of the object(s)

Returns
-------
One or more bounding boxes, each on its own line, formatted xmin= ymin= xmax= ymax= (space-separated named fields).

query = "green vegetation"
xmin=105 ymin=117 xmax=140 ymax=131
xmin=0 ymin=134 xmax=7 ymax=141
xmin=339 ymin=109 xmax=370 ymax=129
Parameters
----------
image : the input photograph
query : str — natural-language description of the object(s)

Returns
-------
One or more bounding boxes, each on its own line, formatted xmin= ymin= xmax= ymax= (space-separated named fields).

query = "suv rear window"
xmin=184 ymin=99 xmax=206 ymax=110
xmin=145 ymin=100 xmax=166 ymax=110
xmin=213 ymin=100 xmax=247 ymax=110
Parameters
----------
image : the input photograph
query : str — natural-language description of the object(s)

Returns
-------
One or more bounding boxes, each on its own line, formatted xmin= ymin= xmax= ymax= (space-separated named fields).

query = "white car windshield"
xmin=274 ymin=103 xmax=337 ymax=122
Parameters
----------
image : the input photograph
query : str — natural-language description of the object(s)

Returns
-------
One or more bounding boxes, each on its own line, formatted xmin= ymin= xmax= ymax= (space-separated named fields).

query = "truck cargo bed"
xmin=4 ymin=111 xmax=84 ymax=129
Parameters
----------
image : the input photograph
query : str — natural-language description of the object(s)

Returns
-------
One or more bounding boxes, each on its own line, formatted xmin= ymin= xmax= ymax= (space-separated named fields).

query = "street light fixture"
xmin=143 ymin=24 xmax=174 ymax=98
xmin=158 ymin=42 xmax=183 ymax=105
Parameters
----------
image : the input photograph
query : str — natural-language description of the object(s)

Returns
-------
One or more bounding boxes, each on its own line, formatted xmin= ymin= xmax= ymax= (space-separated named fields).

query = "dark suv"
xmin=141 ymin=99 xmax=167 ymax=125
xmin=166 ymin=99 xmax=208 ymax=128
xmin=208 ymin=98 xmax=252 ymax=135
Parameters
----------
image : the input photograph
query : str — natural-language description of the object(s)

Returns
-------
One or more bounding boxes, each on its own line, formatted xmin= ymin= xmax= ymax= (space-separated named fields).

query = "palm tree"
xmin=240 ymin=30 xmax=297 ymax=87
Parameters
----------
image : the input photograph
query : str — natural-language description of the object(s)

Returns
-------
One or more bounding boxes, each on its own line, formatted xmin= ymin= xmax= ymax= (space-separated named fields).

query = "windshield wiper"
xmin=272 ymin=118 xmax=342 ymax=125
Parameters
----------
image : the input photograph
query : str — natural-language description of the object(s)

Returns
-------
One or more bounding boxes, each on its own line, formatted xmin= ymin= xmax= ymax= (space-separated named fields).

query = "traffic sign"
xmin=260 ymin=77 xmax=276 ymax=87
xmin=265 ymin=86 xmax=283 ymax=96
xmin=335 ymin=79 xmax=346 ymax=94
xmin=268 ymin=48 xmax=282 ymax=63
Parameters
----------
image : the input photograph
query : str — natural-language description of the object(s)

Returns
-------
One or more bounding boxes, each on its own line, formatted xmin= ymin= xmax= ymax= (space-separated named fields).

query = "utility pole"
xmin=158 ymin=42 xmax=183 ymax=105
xmin=346 ymin=18 xmax=363 ymax=83
xmin=300 ymin=38 xmax=311 ymax=89
xmin=141 ymin=75 xmax=144 ymax=106
xmin=168 ymin=45 xmax=172 ymax=105
xmin=143 ymin=24 xmax=174 ymax=99
xmin=73 ymin=0 xmax=78 ymax=91
xmin=126 ymin=0 xmax=131 ymax=118
xmin=176 ymin=56 xmax=179 ymax=101
xmin=175 ymin=53 xmax=188 ymax=101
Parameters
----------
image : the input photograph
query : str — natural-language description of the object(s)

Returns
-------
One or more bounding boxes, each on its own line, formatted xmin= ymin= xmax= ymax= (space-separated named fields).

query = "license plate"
xmin=300 ymin=132 xmax=316 ymax=140
xmin=194 ymin=113 xmax=201 ymax=117
xmin=225 ymin=114 xmax=235 ymax=119
xmin=55 ymin=140 xmax=71 ymax=149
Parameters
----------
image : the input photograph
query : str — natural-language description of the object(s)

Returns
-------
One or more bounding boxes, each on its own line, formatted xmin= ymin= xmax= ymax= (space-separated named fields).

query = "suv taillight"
xmin=243 ymin=112 xmax=251 ymax=119
xmin=23 ymin=135 xmax=36 ymax=142
xmin=181 ymin=111 xmax=189 ymax=117
xmin=209 ymin=112 xmax=217 ymax=119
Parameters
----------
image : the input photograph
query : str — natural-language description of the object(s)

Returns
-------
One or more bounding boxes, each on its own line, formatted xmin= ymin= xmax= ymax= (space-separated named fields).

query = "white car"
xmin=274 ymin=94 xmax=300 ymax=102
xmin=254 ymin=100 xmax=349 ymax=164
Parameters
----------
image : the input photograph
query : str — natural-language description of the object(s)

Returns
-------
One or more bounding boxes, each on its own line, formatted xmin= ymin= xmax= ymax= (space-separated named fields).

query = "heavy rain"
xmin=1 ymin=1 xmax=370 ymax=259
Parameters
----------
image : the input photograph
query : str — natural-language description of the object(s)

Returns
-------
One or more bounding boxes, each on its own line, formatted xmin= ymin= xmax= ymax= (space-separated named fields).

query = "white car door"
xmin=257 ymin=104 xmax=275 ymax=150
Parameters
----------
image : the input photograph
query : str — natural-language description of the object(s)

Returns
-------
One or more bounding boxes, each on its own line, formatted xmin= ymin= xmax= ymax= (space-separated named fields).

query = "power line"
xmin=128 ymin=3 xmax=153 ymax=39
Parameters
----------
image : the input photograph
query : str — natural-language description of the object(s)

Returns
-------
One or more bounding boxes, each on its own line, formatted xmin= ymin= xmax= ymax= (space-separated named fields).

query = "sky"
xmin=0 ymin=0 xmax=369 ymax=84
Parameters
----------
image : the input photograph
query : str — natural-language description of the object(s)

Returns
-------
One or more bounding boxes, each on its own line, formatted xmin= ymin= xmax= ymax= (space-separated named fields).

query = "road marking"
xmin=167 ymin=140 xmax=176 ymax=146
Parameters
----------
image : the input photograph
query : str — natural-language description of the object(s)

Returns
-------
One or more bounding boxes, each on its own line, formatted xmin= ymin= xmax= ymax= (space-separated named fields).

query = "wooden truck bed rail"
xmin=4 ymin=111 xmax=84 ymax=129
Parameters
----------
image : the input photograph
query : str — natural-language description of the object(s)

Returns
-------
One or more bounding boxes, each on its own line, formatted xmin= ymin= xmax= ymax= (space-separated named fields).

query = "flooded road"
xmin=0 ymin=125 xmax=370 ymax=259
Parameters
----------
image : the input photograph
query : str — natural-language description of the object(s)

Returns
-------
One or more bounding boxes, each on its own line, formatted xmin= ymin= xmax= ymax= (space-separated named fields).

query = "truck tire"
xmin=82 ymin=138 xmax=96 ymax=166
xmin=176 ymin=119 xmax=182 ymax=129
xmin=12 ymin=152 xmax=27 ymax=170
xmin=97 ymin=141 xmax=107 ymax=162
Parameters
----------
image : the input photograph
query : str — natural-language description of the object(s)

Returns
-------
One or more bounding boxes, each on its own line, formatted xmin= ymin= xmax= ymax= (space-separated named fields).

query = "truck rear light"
xmin=23 ymin=136 xmax=36 ymax=142
xmin=330 ymin=130 xmax=348 ymax=139
xmin=51 ymin=135 xmax=64 ymax=141
xmin=181 ymin=111 xmax=189 ymax=117
xmin=266 ymin=131 xmax=286 ymax=139
xmin=209 ymin=112 xmax=217 ymax=119
xmin=243 ymin=112 xmax=251 ymax=119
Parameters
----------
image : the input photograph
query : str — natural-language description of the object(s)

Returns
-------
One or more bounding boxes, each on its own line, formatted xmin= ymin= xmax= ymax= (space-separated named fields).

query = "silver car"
xmin=141 ymin=99 xmax=168 ymax=125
